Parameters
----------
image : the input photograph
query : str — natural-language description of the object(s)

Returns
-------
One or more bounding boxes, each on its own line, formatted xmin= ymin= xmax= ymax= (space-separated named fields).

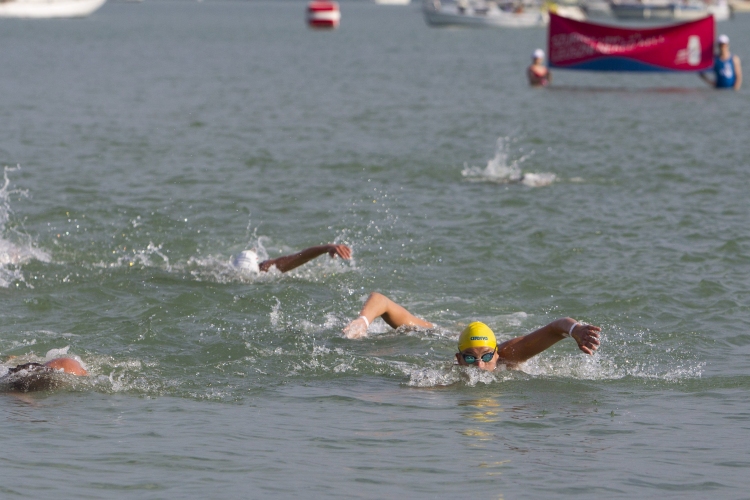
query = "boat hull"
xmin=610 ymin=1 xmax=730 ymax=22
xmin=423 ymin=1 xmax=548 ymax=27
xmin=0 ymin=0 xmax=106 ymax=18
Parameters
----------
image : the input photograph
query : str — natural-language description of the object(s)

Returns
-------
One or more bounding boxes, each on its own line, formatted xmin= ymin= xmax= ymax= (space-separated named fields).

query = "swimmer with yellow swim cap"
xmin=343 ymin=292 xmax=601 ymax=370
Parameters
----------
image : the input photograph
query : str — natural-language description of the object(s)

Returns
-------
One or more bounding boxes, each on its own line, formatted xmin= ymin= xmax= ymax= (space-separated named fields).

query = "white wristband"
xmin=358 ymin=316 xmax=369 ymax=329
xmin=567 ymin=322 xmax=578 ymax=338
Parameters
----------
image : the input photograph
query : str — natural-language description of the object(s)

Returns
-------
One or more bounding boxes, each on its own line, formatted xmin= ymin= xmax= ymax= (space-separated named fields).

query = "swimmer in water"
xmin=342 ymin=292 xmax=600 ymax=370
xmin=527 ymin=48 xmax=551 ymax=87
xmin=1 ymin=357 xmax=88 ymax=392
xmin=232 ymin=244 xmax=352 ymax=273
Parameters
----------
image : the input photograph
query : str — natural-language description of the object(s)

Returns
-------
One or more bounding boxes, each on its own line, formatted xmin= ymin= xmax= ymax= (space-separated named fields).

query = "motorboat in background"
xmin=423 ymin=0 xmax=585 ymax=27
xmin=728 ymin=0 xmax=750 ymax=11
xmin=374 ymin=0 xmax=411 ymax=5
xmin=423 ymin=0 xmax=548 ymax=27
xmin=0 ymin=0 xmax=106 ymax=17
xmin=580 ymin=0 xmax=614 ymax=18
xmin=609 ymin=0 xmax=731 ymax=22
xmin=549 ymin=1 xmax=589 ymax=19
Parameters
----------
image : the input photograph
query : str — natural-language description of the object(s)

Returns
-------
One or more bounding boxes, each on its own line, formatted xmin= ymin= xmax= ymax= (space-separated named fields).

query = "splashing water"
xmin=0 ymin=166 xmax=51 ymax=287
xmin=461 ymin=136 xmax=556 ymax=187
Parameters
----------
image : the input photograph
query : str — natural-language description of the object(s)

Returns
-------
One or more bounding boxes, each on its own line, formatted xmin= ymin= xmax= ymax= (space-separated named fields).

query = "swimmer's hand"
xmin=343 ymin=317 xmax=368 ymax=339
xmin=327 ymin=244 xmax=352 ymax=260
xmin=570 ymin=323 xmax=601 ymax=355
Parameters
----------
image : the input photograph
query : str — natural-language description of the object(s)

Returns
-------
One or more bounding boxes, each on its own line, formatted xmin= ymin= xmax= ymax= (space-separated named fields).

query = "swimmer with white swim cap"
xmin=343 ymin=292 xmax=600 ymax=370
xmin=527 ymin=48 xmax=551 ymax=87
xmin=232 ymin=244 xmax=352 ymax=273
xmin=1 ymin=357 xmax=88 ymax=392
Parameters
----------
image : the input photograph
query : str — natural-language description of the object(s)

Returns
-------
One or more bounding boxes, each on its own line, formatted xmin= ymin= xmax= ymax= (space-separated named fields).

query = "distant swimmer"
xmin=1 ymin=357 xmax=88 ymax=392
xmin=527 ymin=48 xmax=551 ymax=87
xmin=232 ymin=244 xmax=351 ymax=273
xmin=700 ymin=34 xmax=742 ymax=91
xmin=343 ymin=292 xmax=600 ymax=370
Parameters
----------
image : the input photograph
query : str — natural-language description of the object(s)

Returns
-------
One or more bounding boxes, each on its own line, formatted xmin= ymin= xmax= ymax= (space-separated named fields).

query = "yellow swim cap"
xmin=458 ymin=322 xmax=497 ymax=352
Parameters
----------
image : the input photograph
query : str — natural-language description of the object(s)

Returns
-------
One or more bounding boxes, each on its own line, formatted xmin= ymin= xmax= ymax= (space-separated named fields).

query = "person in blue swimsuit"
xmin=700 ymin=34 xmax=743 ymax=91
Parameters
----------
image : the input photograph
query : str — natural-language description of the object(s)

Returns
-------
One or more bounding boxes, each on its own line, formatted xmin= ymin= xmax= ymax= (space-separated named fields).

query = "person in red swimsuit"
xmin=527 ymin=48 xmax=551 ymax=87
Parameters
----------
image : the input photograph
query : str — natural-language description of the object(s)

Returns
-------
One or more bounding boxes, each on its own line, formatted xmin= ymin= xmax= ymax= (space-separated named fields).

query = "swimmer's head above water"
xmin=456 ymin=322 xmax=501 ymax=371
xmin=232 ymin=250 xmax=260 ymax=273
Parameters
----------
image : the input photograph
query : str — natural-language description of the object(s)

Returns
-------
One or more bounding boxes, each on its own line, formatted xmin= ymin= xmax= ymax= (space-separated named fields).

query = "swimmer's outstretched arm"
xmin=259 ymin=244 xmax=351 ymax=273
xmin=497 ymin=318 xmax=601 ymax=365
xmin=343 ymin=292 xmax=433 ymax=339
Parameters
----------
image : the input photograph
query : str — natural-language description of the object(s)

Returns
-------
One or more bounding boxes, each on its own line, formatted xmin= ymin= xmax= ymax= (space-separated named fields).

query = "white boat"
xmin=610 ymin=0 xmax=730 ymax=22
xmin=374 ymin=0 xmax=411 ymax=5
xmin=580 ymin=0 xmax=614 ymax=19
xmin=0 ymin=0 xmax=106 ymax=18
xmin=728 ymin=0 xmax=750 ymax=12
xmin=423 ymin=0 xmax=550 ymax=27
xmin=549 ymin=2 xmax=587 ymax=19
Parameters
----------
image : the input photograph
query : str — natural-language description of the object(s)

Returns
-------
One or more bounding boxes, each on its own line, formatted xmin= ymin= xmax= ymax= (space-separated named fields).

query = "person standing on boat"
xmin=700 ymin=34 xmax=742 ymax=90
xmin=527 ymin=49 xmax=551 ymax=87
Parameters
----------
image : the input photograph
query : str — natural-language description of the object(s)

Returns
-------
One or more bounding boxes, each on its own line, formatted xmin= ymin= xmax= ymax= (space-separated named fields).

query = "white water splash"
xmin=0 ymin=166 xmax=51 ymax=287
xmin=184 ymin=235 xmax=352 ymax=285
xmin=461 ymin=136 xmax=556 ymax=187
xmin=269 ymin=297 xmax=282 ymax=327
xmin=102 ymin=241 xmax=171 ymax=271
xmin=44 ymin=346 xmax=70 ymax=360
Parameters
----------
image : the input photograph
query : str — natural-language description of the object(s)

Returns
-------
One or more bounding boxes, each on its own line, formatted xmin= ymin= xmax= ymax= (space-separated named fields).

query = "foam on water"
xmin=405 ymin=351 xmax=704 ymax=388
xmin=0 ymin=166 xmax=51 ymax=287
xmin=461 ymin=136 xmax=556 ymax=187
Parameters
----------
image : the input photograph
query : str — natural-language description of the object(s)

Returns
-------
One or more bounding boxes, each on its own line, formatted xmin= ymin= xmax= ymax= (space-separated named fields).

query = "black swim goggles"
xmin=461 ymin=349 xmax=496 ymax=364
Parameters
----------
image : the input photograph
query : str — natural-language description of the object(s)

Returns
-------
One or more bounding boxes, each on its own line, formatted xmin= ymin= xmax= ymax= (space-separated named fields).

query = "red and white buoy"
xmin=307 ymin=1 xmax=340 ymax=29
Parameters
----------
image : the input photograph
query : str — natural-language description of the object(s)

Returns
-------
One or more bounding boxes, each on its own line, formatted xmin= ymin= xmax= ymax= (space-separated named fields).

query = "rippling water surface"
xmin=1 ymin=2 xmax=749 ymax=497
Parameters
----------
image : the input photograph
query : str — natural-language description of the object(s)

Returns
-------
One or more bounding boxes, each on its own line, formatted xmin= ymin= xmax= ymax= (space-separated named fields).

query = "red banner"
xmin=548 ymin=13 xmax=714 ymax=72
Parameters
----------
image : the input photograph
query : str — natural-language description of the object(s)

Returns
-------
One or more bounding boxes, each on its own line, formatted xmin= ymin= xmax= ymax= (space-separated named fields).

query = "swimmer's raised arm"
xmin=259 ymin=244 xmax=351 ymax=273
xmin=343 ymin=292 xmax=433 ymax=339
xmin=496 ymin=318 xmax=601 ymax=365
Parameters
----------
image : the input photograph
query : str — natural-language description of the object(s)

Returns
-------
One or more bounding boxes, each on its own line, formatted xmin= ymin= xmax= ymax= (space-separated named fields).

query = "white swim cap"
xmin=232 ymin=250 xmax=259 ymax=273
xmin=718 ymin=34 xmax=729 ymax=45
xmin=532 ymin=48 xmax=545 ymax=60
